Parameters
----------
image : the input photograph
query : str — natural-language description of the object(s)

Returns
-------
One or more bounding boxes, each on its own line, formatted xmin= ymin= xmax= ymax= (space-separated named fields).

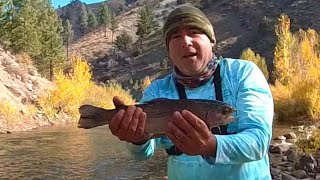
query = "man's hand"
xmin=165 ymin=110 xmax=217 ymax=156
xmin=109 ymin=96 xmax=149 ymax=145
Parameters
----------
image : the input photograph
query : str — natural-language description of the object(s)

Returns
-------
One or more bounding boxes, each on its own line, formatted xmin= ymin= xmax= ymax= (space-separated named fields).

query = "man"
xmin=109 ymin=3 xmax=273 ymax=180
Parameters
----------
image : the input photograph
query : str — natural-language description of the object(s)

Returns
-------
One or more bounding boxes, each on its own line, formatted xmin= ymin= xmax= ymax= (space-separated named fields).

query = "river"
xmin=0 ymin=123 xmax=292 ymax=180
xmin=0 ymin=125 xmax=167 ymax=180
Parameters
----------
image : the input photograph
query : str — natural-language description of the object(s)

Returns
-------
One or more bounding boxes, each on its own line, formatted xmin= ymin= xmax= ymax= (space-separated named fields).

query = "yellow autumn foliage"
xmin=274 ymin=14 xmax=295 ymax=85
xmin=38 ymin=55 xmax=91 ymax=118
xmin=272 ymin=14 xmax=320 ymax=122
xmin=140 ymin=76 xmax=152 ymax=92
xmin=83 ymin=82 xmax=135 ymax=109
xmin=240 ymin=48 xmax=269 ymax=80
xmin=38 ymin=55 xmax=134 ymax=120
xmin=0 ymin=99 xmax=18 ymax=122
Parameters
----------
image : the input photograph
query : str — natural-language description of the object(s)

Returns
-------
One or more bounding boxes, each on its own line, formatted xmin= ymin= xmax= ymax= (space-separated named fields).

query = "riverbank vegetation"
xmin=38 ymin=55 xmax=135 ymax=120
xmin=241 ymin=14 xmax=320 ymax=124
xmin=270 ymin=14 xmax=320 ymax=123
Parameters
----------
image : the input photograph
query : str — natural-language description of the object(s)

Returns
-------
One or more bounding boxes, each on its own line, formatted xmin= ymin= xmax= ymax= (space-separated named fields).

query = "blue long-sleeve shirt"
xmin=126 ymin=58 xmax=274 ymax=180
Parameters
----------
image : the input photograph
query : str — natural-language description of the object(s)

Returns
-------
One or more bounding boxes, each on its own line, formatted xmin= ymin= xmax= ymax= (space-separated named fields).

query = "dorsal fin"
xmin=146 ymin=98 xmax=171 ymax=104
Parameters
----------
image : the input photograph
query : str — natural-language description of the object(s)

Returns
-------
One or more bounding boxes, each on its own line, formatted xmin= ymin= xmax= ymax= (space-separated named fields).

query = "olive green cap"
xmin=162 ymin=4 xmax=216 ymax=51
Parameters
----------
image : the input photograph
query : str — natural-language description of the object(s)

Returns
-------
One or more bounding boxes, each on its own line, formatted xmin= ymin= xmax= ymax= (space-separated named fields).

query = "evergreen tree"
xmin=9 ymin=0 xmax=42 ymax=56
xmin=99 ymin=2 xmax=111 ymax=37
xmin=79 ymin=4 xmax=88 ymax=35
xmin=0 ymin=0 xmax=25 ymax=47
xmin=114 ymin=30 xmax=132 ymax=51
xmin=0 ymin=1 xmax=4 ymax=19
xmin=109 ymin=13 xmax=118 ymax=44
xmin=62 ymin=19 xmax=74 ymax=59
xmin=0 ymin=0 xmax=65 ymax=80
xmin=88 ymin=9 xmax=98 ymax=30
xmin=136 ymin=5 xmax=158 ymax=44
xmin=35 ymin=0 xmax=65 ymax=81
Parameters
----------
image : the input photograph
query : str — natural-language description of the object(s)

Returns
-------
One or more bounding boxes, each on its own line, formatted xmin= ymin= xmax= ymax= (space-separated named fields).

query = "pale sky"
xmin=51 ymin=0 xmax=106 ymax=8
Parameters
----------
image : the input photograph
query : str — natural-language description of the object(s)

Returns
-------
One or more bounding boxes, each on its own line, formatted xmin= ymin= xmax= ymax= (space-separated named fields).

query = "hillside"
xmin=68 ymin=0 xmax=320 ymax=99
xmin=0 ymin=46 xmax=70 ymax=133
xmin=57 ymin=0 xmax=127 ymax=40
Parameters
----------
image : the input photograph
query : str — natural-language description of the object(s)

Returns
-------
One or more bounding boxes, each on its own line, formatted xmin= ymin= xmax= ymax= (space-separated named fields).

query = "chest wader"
xmin=165 ymin=64 xmax=228 ymax=156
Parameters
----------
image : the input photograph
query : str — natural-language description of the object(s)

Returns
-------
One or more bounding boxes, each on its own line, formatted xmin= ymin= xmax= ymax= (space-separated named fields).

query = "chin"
xmin=183 ymin=69 xmax=202 ymax=76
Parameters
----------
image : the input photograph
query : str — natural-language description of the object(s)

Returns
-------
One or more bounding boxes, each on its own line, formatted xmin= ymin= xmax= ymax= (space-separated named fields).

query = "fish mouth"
xmin=182 ymin=52 xmax=197 ymax=58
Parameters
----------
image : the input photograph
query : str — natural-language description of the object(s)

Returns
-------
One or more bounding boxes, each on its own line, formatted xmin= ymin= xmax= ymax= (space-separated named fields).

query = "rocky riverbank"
xmin=269 ymin=128 xmax=320 ymax=180
xmin=0 ymin=46 xmax=75 ymax=133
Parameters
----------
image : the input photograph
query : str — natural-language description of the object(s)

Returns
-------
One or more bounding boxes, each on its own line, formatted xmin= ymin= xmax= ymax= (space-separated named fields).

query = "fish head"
xmin=205 ymin=104 xmax=236 ymax=129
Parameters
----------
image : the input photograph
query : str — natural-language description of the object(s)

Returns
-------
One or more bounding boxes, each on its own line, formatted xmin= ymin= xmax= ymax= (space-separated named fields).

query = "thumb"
xmin=113 ymin=96 xmax=125 ymax=107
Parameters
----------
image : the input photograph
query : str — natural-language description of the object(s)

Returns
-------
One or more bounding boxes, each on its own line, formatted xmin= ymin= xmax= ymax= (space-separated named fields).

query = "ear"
xmin=211 ymin=42 xmax=215 ymax=52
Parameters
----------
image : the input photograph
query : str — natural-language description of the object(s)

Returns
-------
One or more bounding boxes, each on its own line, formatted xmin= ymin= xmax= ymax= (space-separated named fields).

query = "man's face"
xmin=168 ymin=26 xmax=214 ymax=76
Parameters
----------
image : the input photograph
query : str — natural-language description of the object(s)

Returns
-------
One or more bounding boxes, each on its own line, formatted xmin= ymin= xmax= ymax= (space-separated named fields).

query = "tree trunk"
xmin=104 ymin=25 xmax=107 ymax=37
xmin=111 ymin=31 xmax=114 ymax=44
xmin=66 ymin=42 xmax=69 ymax=59
xmin=49 ymin=59 xmax=53 ymax=81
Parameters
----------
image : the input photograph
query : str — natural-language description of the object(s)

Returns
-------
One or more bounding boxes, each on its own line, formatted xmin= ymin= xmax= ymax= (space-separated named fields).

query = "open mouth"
xmin=183 ymin=53 xmax=197 ymax=58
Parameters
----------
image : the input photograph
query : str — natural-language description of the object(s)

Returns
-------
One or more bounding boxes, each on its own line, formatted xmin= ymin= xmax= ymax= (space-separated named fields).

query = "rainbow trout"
xmin=78 ymin=98 xmax=236 ymax=139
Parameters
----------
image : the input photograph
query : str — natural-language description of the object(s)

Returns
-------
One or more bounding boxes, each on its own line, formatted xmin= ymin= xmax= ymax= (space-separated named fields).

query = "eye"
xmin=190 ymin=29 xmax=202 ymax=35
xmin=171 ymin=34 xmax=181 ymax=39
xmin=222 ymin=107 xmax=233 ymax=114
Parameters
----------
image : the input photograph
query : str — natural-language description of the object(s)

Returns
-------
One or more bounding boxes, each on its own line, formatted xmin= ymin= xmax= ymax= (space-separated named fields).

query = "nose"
xmin=181 ymin=35 xmax=193 ymax=48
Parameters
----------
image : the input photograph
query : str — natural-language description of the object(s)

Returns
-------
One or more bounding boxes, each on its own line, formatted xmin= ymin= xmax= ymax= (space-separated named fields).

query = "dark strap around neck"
xmin=213 ymin=64 xmax=223 ymax=101
xmin=167 ymin=64 xmax=226 ymax=156
xmin=176 ymin=64 xmax=223 ymax=101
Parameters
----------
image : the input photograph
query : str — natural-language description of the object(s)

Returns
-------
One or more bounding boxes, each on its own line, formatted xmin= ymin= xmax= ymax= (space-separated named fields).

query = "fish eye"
xmin=222 ymin=107 xmax=232 ymax=114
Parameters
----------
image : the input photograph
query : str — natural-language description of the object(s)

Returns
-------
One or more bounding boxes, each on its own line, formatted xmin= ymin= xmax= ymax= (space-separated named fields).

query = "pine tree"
xmin=9 ymin=0 xmax=42 ymax=56
xmin=35 ymin=0 xmax=65 ymax=81
xmin=79 ymin=4 xmax=88 ymax=35
xmin=0 ymin=0 xmax=65 ymax=80
xmin=88 ymin=9 xmax=98 ymax=30
xmin=114 ymin=30 xmax=132 ymax=51
xmin=109 ymin=13 xmax=118 ymax=44
xmin=62 ymin=19 xmax=74 ymax=59
xmin=0 ymin=0 xmax=31 ymax=49
xmin=136 ymin=5 xmax=158 ymax=44
xmin=99 ymin=2 xmax=111 ymax=37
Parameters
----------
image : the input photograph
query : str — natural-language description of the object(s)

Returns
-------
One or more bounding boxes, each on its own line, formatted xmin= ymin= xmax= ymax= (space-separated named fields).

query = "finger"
xmin=166 ymin=123 xmax=183 ymax=147
xmin=136 ymin=111 xmax=148 ymax=139
xmin=113 ymin=96 xmax=125 ymax=107
xmin=125 ymin=107 xmax=142 ymax=138
xmin=181 ymin=110 xmax=208 ymax=132
xmin=117 ymin=106 xmax=136 ymax=139
xmin=172 ymin=111 xmax=195 ymax=137
xmin=167 ymin=121 xmax=189 ymax=147
xmin=109 ymin=109 xmax=125 ymax=134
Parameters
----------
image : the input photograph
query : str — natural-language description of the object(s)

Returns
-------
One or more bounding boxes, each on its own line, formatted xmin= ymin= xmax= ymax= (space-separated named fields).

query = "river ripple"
xmin=0 ymin=125 xmax=167 ymax=180
xmin=0 ymin=123 xmax=293 ymax=180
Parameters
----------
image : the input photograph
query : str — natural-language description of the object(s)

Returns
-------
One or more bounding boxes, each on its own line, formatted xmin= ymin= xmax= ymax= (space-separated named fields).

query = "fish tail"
xmin=78 ymin=105 xmax=115 ymax=129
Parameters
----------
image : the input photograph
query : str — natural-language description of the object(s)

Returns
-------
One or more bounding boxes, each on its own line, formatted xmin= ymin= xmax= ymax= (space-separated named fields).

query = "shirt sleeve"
xmin=210 ymin=61 xmax=274 ymax=165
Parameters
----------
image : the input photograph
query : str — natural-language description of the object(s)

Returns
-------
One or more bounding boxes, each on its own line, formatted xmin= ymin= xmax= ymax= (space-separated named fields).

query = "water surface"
xmin=0 ymin=122 xmax=293 ymax=179
xmin=0 ymin=125 xmax=167 ymax=180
